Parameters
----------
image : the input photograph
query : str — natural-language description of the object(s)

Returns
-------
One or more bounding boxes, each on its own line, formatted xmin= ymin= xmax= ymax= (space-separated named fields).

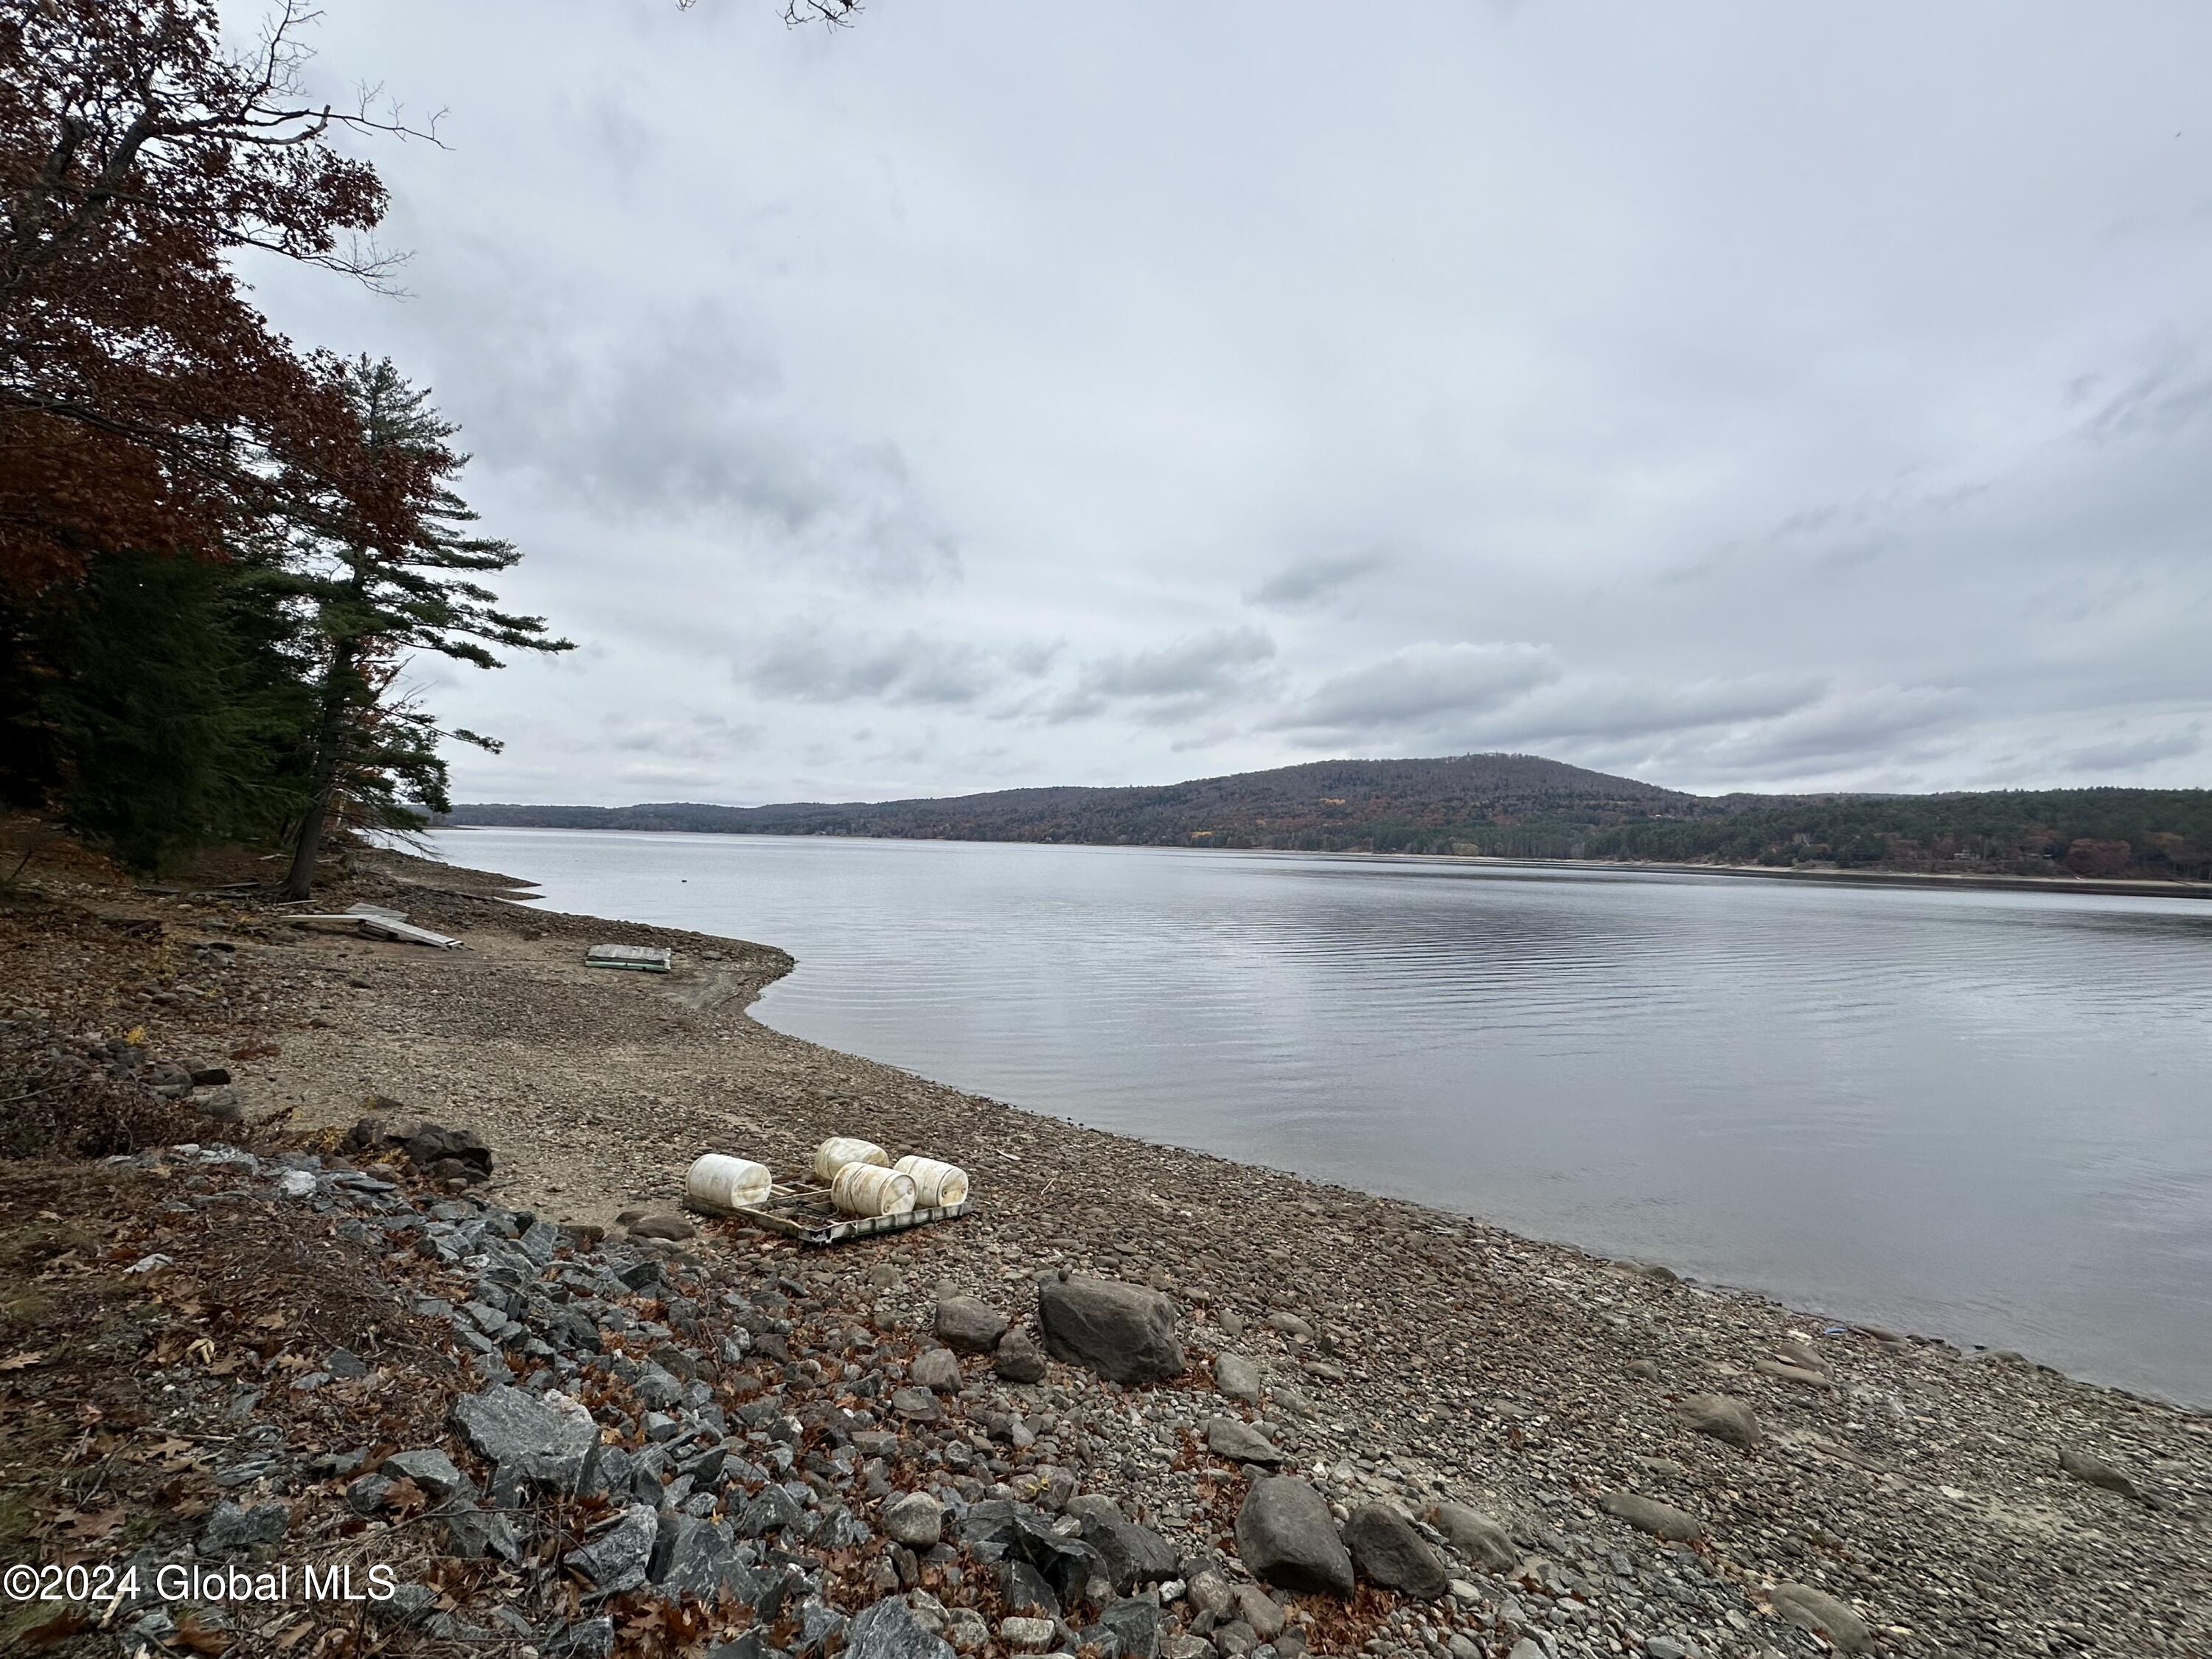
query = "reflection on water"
xmin=431 ymin=829 xmax=2212 ymax=1405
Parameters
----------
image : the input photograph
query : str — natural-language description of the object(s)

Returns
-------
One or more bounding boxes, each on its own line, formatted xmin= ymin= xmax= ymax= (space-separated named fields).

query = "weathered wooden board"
xmin=288 ymin=914 xmax=461 ymax=949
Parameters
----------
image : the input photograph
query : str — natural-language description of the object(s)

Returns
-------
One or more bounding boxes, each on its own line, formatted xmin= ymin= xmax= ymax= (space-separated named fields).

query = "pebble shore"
xmin=3 ymin=847 xmax=2208 ymax=1657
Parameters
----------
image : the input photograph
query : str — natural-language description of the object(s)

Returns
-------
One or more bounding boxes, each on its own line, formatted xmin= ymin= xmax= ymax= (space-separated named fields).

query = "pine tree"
xmin=275 ymin=357 xmax=570 ymax=899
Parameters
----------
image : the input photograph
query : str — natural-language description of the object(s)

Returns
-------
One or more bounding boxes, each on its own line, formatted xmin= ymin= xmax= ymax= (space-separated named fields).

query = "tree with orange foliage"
xmin=0 ymin=0 xmax=429 ymax=592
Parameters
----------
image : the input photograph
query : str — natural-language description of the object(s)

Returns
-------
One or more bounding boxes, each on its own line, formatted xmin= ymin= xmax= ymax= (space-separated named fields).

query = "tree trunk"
xmin=276 ymin=639 xmax=357 ymax=900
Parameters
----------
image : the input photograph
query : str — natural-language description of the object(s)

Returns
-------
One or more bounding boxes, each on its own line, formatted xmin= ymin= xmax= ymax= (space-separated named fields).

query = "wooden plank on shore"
xmin=288 ymin=914 xmax=462 ymax=949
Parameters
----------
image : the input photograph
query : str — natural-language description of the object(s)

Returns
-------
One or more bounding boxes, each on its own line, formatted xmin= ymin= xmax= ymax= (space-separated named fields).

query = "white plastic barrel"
xmin=684 ymin=1154 xmax=773 ymax=1214
xmin=893 ymin=1155 xmax=970 ymax=1208
xmin=813 ymin=1136 xmax=891 ymax=1182
xmin=831 ymin=1162 xmax=917 ymax=1218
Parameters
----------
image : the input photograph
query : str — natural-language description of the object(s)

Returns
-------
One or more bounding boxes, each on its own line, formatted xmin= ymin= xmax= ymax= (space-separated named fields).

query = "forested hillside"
xmin=447 ymin=760 xmax=2212 ymax=881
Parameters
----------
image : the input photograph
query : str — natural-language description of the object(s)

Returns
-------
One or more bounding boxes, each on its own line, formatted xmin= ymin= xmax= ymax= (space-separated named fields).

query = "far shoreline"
xmin=435 ymin=821 xmax=2212 ymax=903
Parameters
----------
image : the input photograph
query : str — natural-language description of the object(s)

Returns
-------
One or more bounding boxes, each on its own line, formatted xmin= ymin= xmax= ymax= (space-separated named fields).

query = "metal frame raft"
xmin=726 ymin=1176 xmax=973 ymax=1248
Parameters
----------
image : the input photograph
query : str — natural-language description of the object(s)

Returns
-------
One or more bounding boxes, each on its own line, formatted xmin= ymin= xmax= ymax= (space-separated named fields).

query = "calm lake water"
xmin=430 ymin=827 xmax=2212 ymax=1406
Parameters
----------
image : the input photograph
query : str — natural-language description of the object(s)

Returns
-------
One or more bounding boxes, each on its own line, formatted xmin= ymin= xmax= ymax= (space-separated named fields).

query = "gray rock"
xmin=846 ymin=1595 xmax=958 ymax=1659
xmin=345 ymin=1473 xmax=396 ymax=1514
xmin=1600 ymin=1491 xmax=1703 ymax=1543
xmin=628 ymin=1213 xmax=696 ymax=1241
xmin=383 ymin=1448 xmax=470 ymax=1502
xmin=936 ymin=1295 xmax=1009 ymax=1354
xmin=799 ymin=1602 xmax=849 ymax=1657
xmin=1234 ymin=1585 xmax=1285 ymax=1641
xmin=885 ymin=1491 xmax=945 ymax=1548
xmin=1234 ymin=1476 xmax=1354 ymax=1598
xmin=1078 ymin=1509 xmax=1179 ymax=1591
xmin=1096 ymin=1596 xmax=1163 ymax=1659
xmin=1425 ymin=1503 xmax=1517 ymax=1572
xmin=1214 ymin=1353 xmax=1262 ymax=1403
xmin=652 ymin=1512 xmax=755 ymax=1599
xmin=994 ymin=1327 xmax=1048 ymax=1384
xmin=444 ymin=1503 xmax=522 ymax=1562
xmin=890 ymin=1386 xmax=941 ymax=1422
xmin=2058 ymin=1446 xmax=2141 ymax=1498
xmin=911 ymin=1347 xmax=963 ymax=1394
xmin=1679 ymin=1394 xmax=1761 ymax=1450
xmin=1342 ymin=1503 xmax=1450 ymax=1600
xmin=1769 ymin=1583 xmax=1873 ymax=1653
xmin=199 ymin=1500 xmax=288 ymax=1554
xmin=569 ymin=1503 xmax=658 ymax=1595
xmin=998 ymin=1615 xmax=1056 ymax=1651
xmin=944 ymin=1606 xmax=992 ymax=1652
xmin=1185 ymin=1569 xmax=1237 ymax=1618
xmin=452 ymin=1382 xmax=595 ymax=1470
xmin=737 ymin=1482 xmax=811 ymax=1538
xmin=1206 ymin=1415 xmax=1287 ymax=1467
xmin=1037 ymin=1276 xmax=1186 ymax=1385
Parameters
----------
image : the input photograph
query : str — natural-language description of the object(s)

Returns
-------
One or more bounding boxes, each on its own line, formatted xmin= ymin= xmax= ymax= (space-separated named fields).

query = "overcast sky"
xmin=246 ymin=1 xmax=2212 ymax=804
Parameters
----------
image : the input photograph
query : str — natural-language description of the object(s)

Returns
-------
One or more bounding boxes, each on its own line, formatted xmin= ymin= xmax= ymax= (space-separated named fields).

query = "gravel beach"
xmin=3 ymin=844 xmax=2207 ymax=1658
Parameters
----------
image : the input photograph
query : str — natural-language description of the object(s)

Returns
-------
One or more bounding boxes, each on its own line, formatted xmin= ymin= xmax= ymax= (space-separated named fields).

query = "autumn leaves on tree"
xmin=0 ymin=0 xmax=569 ymax=883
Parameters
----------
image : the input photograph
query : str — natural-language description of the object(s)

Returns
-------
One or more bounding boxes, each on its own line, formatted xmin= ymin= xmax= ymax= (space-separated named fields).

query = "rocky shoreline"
xmin=1 ymin=846 xmax=2207 ymax=1658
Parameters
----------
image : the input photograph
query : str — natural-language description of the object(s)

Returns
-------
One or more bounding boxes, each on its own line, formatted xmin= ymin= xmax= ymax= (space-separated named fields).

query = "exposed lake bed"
xmin=427 ymin=827 xmax=2212 ymax=1411
xmin=199 ymin=840 xmax=2212 ymax=1658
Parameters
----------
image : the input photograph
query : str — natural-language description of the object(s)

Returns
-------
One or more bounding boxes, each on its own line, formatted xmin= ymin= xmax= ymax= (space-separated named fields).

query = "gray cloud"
xmin=248 ymin=1 xmax=2212 ymax=804
xmin=1273 ymin=642 xmax=1562 ymax=735
xmin=742 ymin=627 xmax=1014 ymax=708
xmin=1487 ymin=673 xmax=1830 ymax=744
xmin=2062 ymin=726 xmax=2203 ymax=773
xmin=1083 ymin=627 xmax=1276 ymax=699
xmin=1245 ymin=552 xmax=1390 ymax=610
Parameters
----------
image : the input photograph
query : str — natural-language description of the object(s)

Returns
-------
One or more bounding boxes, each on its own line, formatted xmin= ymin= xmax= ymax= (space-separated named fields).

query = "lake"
xmin=428 ymin=827 xmax=2212 ymax=1406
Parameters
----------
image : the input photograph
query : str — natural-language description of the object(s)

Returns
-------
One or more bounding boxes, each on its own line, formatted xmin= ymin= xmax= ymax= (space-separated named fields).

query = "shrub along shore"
xmin=0 ymin=844 xmax=2206 ymax=1659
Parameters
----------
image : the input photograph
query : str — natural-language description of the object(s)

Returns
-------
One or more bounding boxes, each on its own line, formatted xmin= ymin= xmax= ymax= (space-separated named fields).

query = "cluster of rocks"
xmin=86 ymin=1130 xmax=1941 ymax=1659
xmin=341 ymin=1105 xmax=495 ymax=1187
xmin=1 ymin=1011 xmax=248 ymax=1123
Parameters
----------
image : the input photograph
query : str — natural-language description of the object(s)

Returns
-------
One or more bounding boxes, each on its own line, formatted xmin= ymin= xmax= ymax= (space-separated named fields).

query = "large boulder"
xmin=936 ymin=1295 xmax=1009 ymax=1354
xmin=1679 ymin=1394 xmax=1761 ymax=1450
xmin=1077 ymin=1509 xmax=1178 ymax=1593
xmin=1424 ymin=1503 xmax=1517 ymax=1572
xmin=994 ymin=1328 xmax=1048 ymax=1384
xmin=1341 ymin=1504 xmax=1450 ymax=1600
xmin=1234 ymin=1477 xmax=1354 ymax=1598
xmin=1213 ymin=1353 xmax=1262 ymax=1403
xmin=1206 ymin=1416 xmax=1287 ymax=1467
xmin=403 ymin=1121 xmax=491 ymax=1183
xmin=1599 ymin=1491 xmax=1703 ymax=1543
xmin=2057 ymin=1446 xmax=2141 ymax=1498
xmin=1769 ymin=1583 xmax=1873 ymax=1653
xmin=1037 ymin=1276 xmax=1185 ymax=1385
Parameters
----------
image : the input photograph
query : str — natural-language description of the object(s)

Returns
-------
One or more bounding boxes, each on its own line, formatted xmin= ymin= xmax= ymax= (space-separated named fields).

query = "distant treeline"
xmin=1582 ymin=790 xmax=2212 ymax=879
xmin=446 ymin=761 xmax=2212 ymax=883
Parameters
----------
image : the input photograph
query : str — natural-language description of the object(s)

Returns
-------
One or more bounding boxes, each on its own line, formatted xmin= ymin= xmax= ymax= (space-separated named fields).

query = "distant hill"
xmin=442 ymin=754 xmax=2212 ymax=881
xmin=448 ymin=754 xmax=1694 ymax=855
